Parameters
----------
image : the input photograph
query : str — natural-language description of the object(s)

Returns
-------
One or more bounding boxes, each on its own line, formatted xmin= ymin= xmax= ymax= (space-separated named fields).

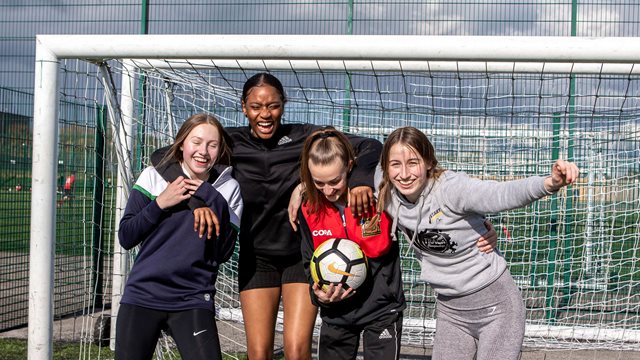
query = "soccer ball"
xmin=310 ymin=238 xmax=368 ymax=292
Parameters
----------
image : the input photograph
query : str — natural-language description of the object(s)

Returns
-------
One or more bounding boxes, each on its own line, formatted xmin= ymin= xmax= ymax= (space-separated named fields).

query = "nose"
xmin=321 ymin=185 xmax=335 ymax=197
xmin=260 ymin=106 xmax=271 ymax=118
xmin=399 ymin=164 xmax=410 ymax=178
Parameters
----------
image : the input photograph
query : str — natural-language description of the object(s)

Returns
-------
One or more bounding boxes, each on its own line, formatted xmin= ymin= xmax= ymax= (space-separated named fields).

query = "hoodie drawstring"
xmin=403 ymin=193 xmax=426 ymax=258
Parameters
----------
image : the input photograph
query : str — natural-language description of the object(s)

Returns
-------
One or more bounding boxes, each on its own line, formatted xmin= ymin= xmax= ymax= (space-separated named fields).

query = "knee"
xmin=283 ymin=342 xmax=312 ymax=360
xmin=246 ymin=348 xmax=274 ymax=360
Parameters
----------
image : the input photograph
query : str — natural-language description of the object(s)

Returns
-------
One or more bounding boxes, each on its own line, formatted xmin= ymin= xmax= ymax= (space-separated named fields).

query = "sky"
xmin=2 ymin=0 xmax=639 ymax=92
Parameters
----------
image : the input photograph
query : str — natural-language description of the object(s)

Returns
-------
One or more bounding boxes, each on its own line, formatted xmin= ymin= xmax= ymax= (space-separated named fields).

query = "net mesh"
xmin=55 ymin=56 xmax=640 ymax=357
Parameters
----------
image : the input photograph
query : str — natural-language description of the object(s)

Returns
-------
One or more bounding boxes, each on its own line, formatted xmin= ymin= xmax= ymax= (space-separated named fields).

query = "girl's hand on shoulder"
xmin=312 ymin=282 xmax=354 ymax=304
xmin=348 ymin=186 xmax=374 ymax=217
xmin=193 ymin=207 xmax=220 ymax=239
xmin=156 ymin=176 xmax=190 ymax=209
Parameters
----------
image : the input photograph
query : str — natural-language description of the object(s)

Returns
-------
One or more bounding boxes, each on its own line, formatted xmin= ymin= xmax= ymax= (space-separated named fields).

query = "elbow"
xmin=117 ymin=228 xmax=135 ymax=250
xmin=118 ymin=238 xmax=134 ymax=251
xmin=365 ymin=138 xmax=383 ymax=158
xmin=373 ymin=139 xmax=383 ymax=152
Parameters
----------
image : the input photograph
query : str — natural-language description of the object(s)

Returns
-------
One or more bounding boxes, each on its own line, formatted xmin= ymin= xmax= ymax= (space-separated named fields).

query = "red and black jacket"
xmin=301 ymin=198 xmax=392 ymax=258
xmin=298 ymin=199 xmax=406 ymax=326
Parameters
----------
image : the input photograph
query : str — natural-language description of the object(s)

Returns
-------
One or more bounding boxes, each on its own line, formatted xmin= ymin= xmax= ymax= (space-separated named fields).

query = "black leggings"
xmin=115 ymin=304 xmax=222 ymax=360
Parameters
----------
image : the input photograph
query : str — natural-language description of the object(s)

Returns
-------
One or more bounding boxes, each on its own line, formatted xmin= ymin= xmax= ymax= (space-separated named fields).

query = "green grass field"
xmin=0 ymin=338 xmax=114 ymax=360
xmin=0 ymin=338 xmax=256 ymax=360
xmin=0 ymin=188 xmax=113 ymax=255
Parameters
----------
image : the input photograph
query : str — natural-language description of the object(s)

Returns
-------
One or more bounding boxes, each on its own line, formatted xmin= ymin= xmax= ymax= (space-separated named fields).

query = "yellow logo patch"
xmin=361 ymin=214 xmax=382 ymax=237
xmin=429 ymin=209 xmax=444 ymax=224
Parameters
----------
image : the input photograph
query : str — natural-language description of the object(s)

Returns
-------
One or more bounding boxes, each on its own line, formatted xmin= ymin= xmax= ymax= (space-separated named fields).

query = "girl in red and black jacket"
xmin=296 ymin=127 xmax=405 ymax=360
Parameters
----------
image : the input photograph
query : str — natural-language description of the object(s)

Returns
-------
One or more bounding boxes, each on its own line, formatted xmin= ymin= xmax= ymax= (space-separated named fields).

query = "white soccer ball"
xmin=310 ymin=238 xmax=368 ymax=291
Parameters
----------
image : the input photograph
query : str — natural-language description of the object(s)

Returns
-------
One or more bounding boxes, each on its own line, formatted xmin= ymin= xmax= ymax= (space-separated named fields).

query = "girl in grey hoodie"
xmin=377 ymin=126 xmax=579 ymax=360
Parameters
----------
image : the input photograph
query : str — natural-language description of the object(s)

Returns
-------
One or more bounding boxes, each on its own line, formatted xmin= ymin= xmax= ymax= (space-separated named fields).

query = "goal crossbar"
xmin=37 ymin=35 xmax=640 ymax=64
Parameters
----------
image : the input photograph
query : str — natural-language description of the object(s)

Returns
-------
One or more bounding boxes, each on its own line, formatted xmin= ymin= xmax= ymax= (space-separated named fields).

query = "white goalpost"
xmin=31 ymin=35 xmax=640 ymax=359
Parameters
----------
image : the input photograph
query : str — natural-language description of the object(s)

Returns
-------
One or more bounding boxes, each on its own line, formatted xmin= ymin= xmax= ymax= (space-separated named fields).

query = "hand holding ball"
xmin=310 ymin=238 xmax=368 ymax=292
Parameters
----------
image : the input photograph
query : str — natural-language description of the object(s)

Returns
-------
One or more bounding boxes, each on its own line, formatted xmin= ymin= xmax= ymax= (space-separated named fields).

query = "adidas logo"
xmin=277 ymin=136 xmax=292 ymax=146
xmin=378 ymin=328 xmax=393 ymax=340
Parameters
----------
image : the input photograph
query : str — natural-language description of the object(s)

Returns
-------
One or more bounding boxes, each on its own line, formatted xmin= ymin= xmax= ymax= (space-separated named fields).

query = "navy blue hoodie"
xmin=118 ymin=165 xmax=242 ymax=311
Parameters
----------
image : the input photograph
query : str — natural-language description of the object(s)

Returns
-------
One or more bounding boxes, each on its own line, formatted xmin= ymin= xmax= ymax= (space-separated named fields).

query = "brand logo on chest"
xmin=413 ymin=229 xmax=457 ymax=254
xmin=312 ymin=229 xmax=333 ymax=237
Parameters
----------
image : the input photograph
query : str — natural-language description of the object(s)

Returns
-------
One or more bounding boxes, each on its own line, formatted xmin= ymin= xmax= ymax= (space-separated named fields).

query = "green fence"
xmin=0 ymin=87 xmax=115 ymax=332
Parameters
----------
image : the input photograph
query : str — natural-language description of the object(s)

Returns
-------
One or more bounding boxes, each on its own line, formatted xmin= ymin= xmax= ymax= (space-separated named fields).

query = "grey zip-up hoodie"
xmin=386 ymin=170 xmax=553 ymax=297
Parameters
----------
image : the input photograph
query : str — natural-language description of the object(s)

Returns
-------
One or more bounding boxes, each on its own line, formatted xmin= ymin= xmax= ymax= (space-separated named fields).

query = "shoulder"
xmin=435 ymin=170 xmax=472 ymax=193
xmin=439 ymin=170 xmax=470 ymax=186
xmin=133 ymin=166 xmax=168 ymax=198
xmin=211 ymin=166 xmax=240 ymax=192
xmin=137 ymin=166 xmax=162 ymax=183
xmin=224 ymin=126 xmax=250 ymax=143
xmin=287 ymin=123 xmax=319 ymax=138
xmin=224 ymin=125 xmax=246 ymax=135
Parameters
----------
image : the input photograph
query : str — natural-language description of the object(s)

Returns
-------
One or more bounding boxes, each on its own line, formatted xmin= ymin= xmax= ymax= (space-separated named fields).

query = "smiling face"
xmin=309 ymin=158 xmax=351 ymax=204
xmin=180 ymin=123 xmax=221 ymax=181
xmin=242 ymin=84 xmax=284 ymax=140
xmin=387 ymin=142 xmax=430 ymax=203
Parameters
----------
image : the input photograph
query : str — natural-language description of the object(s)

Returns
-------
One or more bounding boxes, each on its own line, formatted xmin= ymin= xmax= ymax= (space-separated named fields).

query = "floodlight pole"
xmin=28 ymin=37 xmax=59 ymax=360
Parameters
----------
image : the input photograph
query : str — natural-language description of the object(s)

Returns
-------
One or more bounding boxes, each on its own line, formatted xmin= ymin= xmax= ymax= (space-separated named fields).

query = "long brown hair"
xmin=300 ymin=127 xmax=355 ymax=212
xmin=158 ymin=113 xmax=231 ymax=169
xmin=377 ymin=126 xmax=444 ymax=212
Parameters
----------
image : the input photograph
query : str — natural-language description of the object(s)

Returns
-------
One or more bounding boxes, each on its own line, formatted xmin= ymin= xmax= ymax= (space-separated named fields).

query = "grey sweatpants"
xmin=431 ymin=269 xmax=525 ymax=360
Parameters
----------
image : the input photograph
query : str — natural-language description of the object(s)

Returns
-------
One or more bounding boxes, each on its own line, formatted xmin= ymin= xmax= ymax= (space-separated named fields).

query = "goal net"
xmin=30 ymin=35 xmax=640 ymax=358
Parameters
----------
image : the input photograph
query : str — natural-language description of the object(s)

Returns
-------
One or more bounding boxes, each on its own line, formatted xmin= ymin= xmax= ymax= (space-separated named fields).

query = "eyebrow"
xmin=189 ymin=136 xmax=218 ymax=143
xmin=249 ymin=101 xmax=281 ymax=105
xmin=390 ymin=156 xmax=420 ymax=162
xmin=313 ymin=174 xmax=343 ymax=184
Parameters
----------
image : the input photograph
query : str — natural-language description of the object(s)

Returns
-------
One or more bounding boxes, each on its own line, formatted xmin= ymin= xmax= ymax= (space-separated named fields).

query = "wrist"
xmin=155 ymin=198 xmax=167 ymax=210
xmin=544 ymin=176 xmax=560 ymax=193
